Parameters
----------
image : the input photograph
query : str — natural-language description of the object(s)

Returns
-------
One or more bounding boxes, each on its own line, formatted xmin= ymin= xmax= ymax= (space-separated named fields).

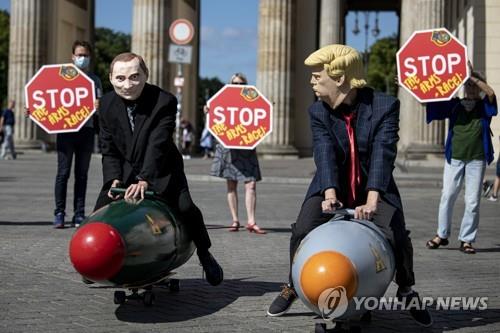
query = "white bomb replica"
xmin=291 ymin=212 xmax=395 ymax=321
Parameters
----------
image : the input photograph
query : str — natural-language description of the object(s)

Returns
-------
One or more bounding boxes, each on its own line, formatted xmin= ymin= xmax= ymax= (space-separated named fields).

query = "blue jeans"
xmin=0 ymin=125 xmax=16 ymax=158
xmin=54 ymin=128 xmax=94 ymax=217
xmin=437 ymin=159 xmax=486 ymax=243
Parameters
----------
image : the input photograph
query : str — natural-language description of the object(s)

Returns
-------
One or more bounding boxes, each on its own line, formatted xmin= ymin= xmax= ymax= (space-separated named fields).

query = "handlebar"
xmin=110 ymin=187 xmax=157 ymax=198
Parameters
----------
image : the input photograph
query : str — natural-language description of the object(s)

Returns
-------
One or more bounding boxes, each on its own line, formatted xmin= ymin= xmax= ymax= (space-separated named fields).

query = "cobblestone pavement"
xmin=0 ymin=152 xmax=499 ymax=333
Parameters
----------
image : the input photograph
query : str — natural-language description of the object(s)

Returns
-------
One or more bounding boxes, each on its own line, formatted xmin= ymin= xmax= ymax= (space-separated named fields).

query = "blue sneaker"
xmin=72 ymin=215 xmax=85 ymax=228
xmin=54 ymin=213 xmax=65 ymax=229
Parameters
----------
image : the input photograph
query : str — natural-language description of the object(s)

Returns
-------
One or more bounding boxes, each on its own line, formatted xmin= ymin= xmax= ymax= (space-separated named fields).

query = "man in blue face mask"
xmin=52 ymin=40 xmax=103 ymax=229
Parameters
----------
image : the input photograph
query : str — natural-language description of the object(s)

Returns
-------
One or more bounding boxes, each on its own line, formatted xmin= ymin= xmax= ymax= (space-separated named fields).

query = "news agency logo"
xmin=318 ymin=286 xmax=349 ymax=320
xmin=318 ymin=287 xmax=489 ymax=320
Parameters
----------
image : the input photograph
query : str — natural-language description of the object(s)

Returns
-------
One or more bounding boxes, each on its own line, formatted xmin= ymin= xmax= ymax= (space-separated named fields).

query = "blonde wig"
xmin=304 ymin=44 xmax=366 ymax=89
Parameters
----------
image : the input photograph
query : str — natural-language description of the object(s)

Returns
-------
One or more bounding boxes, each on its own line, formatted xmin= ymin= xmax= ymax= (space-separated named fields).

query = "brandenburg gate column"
xmin=398 ymin=0 xmax=446 ymax=160
xmin=8 ymin=0 xmax=48 ymax=147
xmin=131 ymin=0 xmax=170 ymax=89
xmin=257 ymin=0 xmax=298 ymax=158
xmin=319 ymin=0 xmax=343 ymax=46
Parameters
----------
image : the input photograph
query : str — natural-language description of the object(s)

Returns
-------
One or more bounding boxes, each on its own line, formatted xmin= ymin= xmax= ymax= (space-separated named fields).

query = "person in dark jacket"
xmin=94 ymin=52 xmax=223 ymax=286
xmin=53 ymin=40 xmax=103 ymax=229
xmin=266 ymin=44 xmax=432 ymax=327
xmin=0 ymin=100 xmax=16 ymax=160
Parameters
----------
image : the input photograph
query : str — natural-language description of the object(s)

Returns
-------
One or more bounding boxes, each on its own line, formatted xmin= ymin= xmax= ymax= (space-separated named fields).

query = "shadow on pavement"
xmin=205 ymin=224 xmax=291 ymax=233
xmin=426 ymin=308 xmax=500 ymax=332
xmin=354 ymin=307 xmax=500 ymax=332
xmin=114 ymin=278 xmax=282 ymax=323
xmin=441 ymin=245 xmax=500 ymax=253
xmin=0 ymin=220 xmax=52 ymax=226
xmin=0 ymin=176 xmax=18 ymax=182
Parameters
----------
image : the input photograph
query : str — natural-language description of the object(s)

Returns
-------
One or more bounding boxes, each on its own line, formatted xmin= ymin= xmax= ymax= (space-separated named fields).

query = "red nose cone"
xmin=69 ymin=222 xmax=125 ymax=281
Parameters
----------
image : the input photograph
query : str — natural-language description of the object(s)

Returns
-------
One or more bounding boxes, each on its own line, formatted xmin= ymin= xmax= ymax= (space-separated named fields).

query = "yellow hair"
xmin=304 ymin=44 xmax=366 ymax=88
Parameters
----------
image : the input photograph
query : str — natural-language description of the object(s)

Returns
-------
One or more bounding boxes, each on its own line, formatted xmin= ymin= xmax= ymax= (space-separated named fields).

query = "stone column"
xmin=398 ymin=0 xmax=446 ymax=160
xmin=8 ymin=0 xmax=48 ymax=147
xmin=131 ymin=0 xmax=170 ymax=89
xmin=257 ymin=0 xmax=298 ymax=158
xmin=319 ymin=0 xmax=342 ymax=46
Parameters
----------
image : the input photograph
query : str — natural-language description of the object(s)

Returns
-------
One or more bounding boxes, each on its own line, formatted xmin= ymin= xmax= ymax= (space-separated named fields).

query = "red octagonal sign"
xmin=206 ymin=84 xmax=272 ymax=150
xmin=25 ymin=64 xmax=96 ymax=134
xmin=397 ymin=28 xmax=469 ymax=103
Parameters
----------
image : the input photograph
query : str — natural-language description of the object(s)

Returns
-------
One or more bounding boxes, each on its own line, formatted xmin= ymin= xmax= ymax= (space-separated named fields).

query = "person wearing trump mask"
xmin=266 ymin=44 xmax=432 ymax=327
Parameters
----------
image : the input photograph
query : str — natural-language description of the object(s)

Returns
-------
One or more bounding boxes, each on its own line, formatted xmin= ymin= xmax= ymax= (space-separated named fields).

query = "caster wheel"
xmin=114 ymin=291 xmax=126 ymax=305
xmin=315 ymin=322 xmax=327 ymax=333
xmin=360 ymin=310 xmax=371 ymax=323
xmin=169 ymin=279 xmax=180 ymax=292
xmin=349 ymin=326 xmax=361 ymax=333
xmin=143 ymin=291 xmax=155 ymax=307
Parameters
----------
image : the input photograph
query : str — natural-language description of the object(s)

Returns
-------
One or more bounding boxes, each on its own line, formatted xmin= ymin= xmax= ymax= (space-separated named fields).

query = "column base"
xmin=15 ymin=139 xmax=52 ymax=151
xmin=403 ymin=143 xmax=444 ymax=160
xmin=257 ymin=144 xmax=299 ymax=159
xmin=399 ymin=143 xmax=445 ymax=168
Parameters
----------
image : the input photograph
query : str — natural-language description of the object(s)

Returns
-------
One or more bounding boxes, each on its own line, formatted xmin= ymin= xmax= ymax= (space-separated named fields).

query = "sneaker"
xmin=487 ymin=195 xmax=498 ymax=202
xmin=267 ymin=284 xmax=297 ymax=317
xmin=54 ymin=213 xmax=65 ymax=229
xmin=397 ymin=288 xmax=433 ymax=327
xmin=198 ymin=251 xmax=223 ymax=286
xmin=72 ymin=215 xmax=85 ymax=228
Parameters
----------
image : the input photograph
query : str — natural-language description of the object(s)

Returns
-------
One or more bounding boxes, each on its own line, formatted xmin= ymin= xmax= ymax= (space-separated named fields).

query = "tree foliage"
xmin=0 ymin=10 xmax=9 ymax=107
xmin=94 ymin=27 xmax=131 ymax=93
xmin=367 ymin=34 xmax=398 ymax=96
xmin=196 ymin=76 xmax=224 ymax=124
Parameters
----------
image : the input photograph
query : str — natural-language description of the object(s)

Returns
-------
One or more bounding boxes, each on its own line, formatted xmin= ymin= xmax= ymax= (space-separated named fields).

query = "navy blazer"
xmin=305 ymin=87 xmax=403 ymax=211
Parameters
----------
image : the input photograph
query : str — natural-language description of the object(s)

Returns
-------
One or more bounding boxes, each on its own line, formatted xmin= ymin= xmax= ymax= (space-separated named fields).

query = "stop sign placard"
xmin=206 ymin=84 xmax=272 ymax=149
xmin=25 ymin=64 xmax=96 ymax=134
xmin=397 ymin=28 xmax=469 ymax=103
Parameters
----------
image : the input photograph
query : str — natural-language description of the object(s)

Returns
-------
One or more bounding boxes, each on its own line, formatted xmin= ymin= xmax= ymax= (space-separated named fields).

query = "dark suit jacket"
xmin=98 ymin=83 xmax=184 ymax=196
xmin=305 ymin=87 xmax=403 ymax=211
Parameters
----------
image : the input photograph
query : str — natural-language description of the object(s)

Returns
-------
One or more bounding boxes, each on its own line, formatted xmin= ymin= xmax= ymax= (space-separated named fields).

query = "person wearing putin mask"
xmin=94 ymin=52 xmax=223 ymax=287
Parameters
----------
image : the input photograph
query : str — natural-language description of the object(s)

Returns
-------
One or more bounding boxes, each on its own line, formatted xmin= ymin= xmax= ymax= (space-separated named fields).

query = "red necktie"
xmin=342 ymin=111 xmax=361 ymax=208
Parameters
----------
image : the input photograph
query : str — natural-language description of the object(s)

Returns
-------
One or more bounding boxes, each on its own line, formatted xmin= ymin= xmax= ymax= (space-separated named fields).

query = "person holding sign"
xmin=208 ymin=73 xmax=266 ymax=235
xmin=267 ymin=44 xmax=432 ymax=327
xmin=53 ymin=40 xmax=103 ymax=229
xmin=94 ymin=52 xmax=223 ymax=286
xmin=425 ymin=65 xmax=497 ymax=254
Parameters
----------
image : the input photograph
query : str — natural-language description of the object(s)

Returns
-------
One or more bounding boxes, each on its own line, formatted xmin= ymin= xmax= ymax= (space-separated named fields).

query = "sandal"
xmin=426 ymin=235 xmax=449 ymax=249
xmin=228 ymin=221 xmax=240 ymax=232
xmin=459 ymin=242 xmax=476 ymax=254
xmin=246 ymin=223 xmax=267 ymax=235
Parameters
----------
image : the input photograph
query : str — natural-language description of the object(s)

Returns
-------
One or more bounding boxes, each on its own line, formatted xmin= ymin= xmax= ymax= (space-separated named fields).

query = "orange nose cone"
xmin=69 ymin=222 xmax=125 ymax=281
xmin=300 ymin=251 xmax=358 ymax=306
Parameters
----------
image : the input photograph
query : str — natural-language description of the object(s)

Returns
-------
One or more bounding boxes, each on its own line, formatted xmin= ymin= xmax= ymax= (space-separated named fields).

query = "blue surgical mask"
xmin=74 ymin=56 xmax=90 ymax=69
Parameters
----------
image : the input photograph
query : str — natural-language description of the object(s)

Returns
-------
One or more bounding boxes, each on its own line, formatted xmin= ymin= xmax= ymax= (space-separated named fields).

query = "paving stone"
xmin=0 ymin=151 xmax=498 ymax=332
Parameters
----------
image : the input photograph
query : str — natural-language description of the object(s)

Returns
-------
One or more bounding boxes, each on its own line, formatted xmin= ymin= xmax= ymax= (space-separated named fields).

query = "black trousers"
xmin=288 ymin=195 xmax=415 ymax=288
xmin=54 ymin=128 xmax=94 ymax=217
xmin=94 ymin=173 xmax=212 ymax=252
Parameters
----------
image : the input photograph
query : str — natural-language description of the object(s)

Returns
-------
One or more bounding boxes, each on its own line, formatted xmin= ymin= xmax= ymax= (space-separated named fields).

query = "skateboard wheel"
xmin=143 ymin=291 xmax=155 ymax=306
xmin=114 ymin=291 xmax=126 ymax=305
xmin=169 ymin=279 xmax=180 ymax=292
xmin=315 ymin=323 xmax=327 ymax=333
xmin=360 ymin=310 xmax=371 ymax=323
